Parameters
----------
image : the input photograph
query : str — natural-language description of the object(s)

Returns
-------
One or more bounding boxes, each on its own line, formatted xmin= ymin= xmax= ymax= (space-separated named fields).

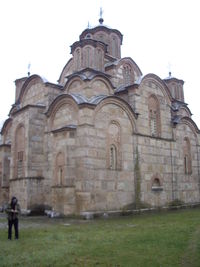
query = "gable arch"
xmin=116 ymin=57 xmax=142 ymax=86
xmin=140 ymin=74 xmax=172 ymax=106
xmin=64 ymin=76 xmax=84 ymax=94
xmin=93 ymin=96 xmax=137 ymax=134
xmin=18 ymin=74 xmax=47 ymax=104
xmin=90 ymin=76 xmax=115 ymax=96
xmin=1 ymin=118 xmax=12 ymax=144
xmin=179 ymin=106 xmax=192 ymax=118
xmin=1 ymin=118 xmax=12 ymax=135
xmin=46 ymin=94 xmax=79 ymax=131
xmin=179 ymin=117 xmax=200 ymax=139
xmin=58 ymin=58 xmax=73 ymax=85
xmin=117 ymin=57 xmax=142 ymax=77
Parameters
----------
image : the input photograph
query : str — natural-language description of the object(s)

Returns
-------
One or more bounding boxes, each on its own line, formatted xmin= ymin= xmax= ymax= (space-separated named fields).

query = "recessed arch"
xmin=117 ymin=57 xmax=142 ymax=78
xmin=64 ymin=77 xmax=84 ymax=94
xmin=148 ymin=94 xmax=161 ymax=137
xmin=93 ymin=96 xmax=137 ymax=134
xmin=151 ymin=174 xmax=163 ymax=191
xmin=179 ymin=117 xmax=199 ymax=138
xmin=18 ymin=74 xmax=47 ymax=104
xmin=46 ymin=94 xmax=79 ymax=131
xmin=140 ymin=74 xmax=172 ymax=106
xmin=90 ymin=76 xmax=115 ymax=96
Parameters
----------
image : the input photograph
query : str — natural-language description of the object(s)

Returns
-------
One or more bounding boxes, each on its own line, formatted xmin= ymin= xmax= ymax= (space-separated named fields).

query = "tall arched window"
xmin=15 ymin=125 xmax=25 ymax=178
xmin=183 ymin=137 xmax=192 ymax=174
xmin=55 ymin=152 xmax=65 ymax=186
xmin=148 ymin=95 xmax=161 ymax=137
xmin=109 ymin=144 xmax=117 ymax=170
xmin=107 ymin=122 xmax=121 ymax=170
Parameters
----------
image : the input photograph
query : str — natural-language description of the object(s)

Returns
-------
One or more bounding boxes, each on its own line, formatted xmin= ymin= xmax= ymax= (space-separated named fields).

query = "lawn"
xmin=0 ymin=209 xmax=200 ymax=267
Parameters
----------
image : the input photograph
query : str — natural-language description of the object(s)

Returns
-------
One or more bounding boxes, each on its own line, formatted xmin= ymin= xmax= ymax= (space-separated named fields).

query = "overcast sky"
xmin=0 ymin=0 xmax=200 ymax=128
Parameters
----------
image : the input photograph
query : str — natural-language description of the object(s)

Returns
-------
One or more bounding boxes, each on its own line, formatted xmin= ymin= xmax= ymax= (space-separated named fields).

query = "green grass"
xmin=1 ymin=209 xmax=200 ymax=267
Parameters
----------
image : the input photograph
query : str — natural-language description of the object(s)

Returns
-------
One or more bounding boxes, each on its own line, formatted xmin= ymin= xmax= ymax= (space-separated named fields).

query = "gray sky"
xmin=0 ymin=0 xmax=200 ymax=128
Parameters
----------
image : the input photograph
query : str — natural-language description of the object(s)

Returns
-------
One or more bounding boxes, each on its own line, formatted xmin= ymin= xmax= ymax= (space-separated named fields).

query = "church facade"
xmin=1 ymin=19 xmax=200 ymax=215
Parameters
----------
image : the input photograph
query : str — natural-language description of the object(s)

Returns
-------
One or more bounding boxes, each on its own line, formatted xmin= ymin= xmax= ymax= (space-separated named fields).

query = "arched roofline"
xmin=93 ymin=95 xmax=137 ymax=133
xmin=64 ymin=71 xmax=115 ymax=93
xmin=45 ymin=93 xmax=79 ymax=118
xmin=89 ymin=74 xmax=115 ymax=90
xmin=117 ymin=57 xmax=143 ymax=76
xmin=71 ymin=39 xmax=107 ymax=54
xmin=179 ymin=105 xmax=192 ymax=117
xmin=140 ymin=73 xmax=173 ymax=103
xmin=0 ymin=118 xmax=12 ymax=135
xmin=58 ymin=57 xmax=73 ymax=84
xmin=18 ymin=74 xmax=47 ymax=103
xmin=180 ymin=116 xmax=200 ymax=135
xmin=63 ymin=75 xmax=84 ymax=92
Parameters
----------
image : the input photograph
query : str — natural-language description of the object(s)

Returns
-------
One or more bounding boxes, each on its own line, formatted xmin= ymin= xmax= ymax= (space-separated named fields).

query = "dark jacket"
xmin=5 ymin=199 xmax=21 ymax=220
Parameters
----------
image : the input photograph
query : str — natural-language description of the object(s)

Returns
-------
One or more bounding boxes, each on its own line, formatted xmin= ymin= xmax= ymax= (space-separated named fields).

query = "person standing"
xmin=6 ymin=197 xmax=21 ymax=240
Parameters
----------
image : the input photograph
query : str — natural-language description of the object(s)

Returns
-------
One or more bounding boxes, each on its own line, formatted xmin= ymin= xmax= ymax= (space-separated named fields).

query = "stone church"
xmin=0 ymin=17 xmax=200 ymax=215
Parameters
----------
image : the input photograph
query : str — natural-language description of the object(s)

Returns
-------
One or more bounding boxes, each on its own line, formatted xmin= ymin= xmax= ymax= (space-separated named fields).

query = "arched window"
xmin=109 ymin=144 xmax=117 ymax=170
xmin=153 ymin=178 xmax=160 ymax=187
xmin=123 ymin=64 xmax=132 ymax=85
xmin=107 ymin=122 xmax=121 ymax=170
xmin=148 ymin=95 xmax=161 ymax=137
xmin=151 ymin=177 xmax=163 ymax=191
xmin=183 ymin=138 xmax=192 ymax=174
xmin=15 ymin=125 xmax=25 ymax=178
xmin=55 ymin=152 xmax=65 ymax=186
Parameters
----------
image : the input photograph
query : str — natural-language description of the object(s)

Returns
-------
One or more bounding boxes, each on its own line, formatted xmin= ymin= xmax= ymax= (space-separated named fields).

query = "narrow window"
xmin=107 ymin=122 xmax=121 ymax=170
xmin=55 ymin=152 xmax=65 ymax=186
xmin=183 ymin=138 xmax=192 ymax=174
xmin=15 ymin=125 xmax=25 ymax=178
xmin=110 ymin=144 xmax=117 ymax=170
xmin=58 ymin=167 xmax=63 ymax=185
xmin=148 ymin=95 xmax=160 ymax=137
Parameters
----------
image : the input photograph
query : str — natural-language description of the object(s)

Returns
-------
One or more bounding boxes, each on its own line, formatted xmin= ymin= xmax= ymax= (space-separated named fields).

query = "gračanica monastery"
xmin=1 ymin=17 xmax=200 ymax=215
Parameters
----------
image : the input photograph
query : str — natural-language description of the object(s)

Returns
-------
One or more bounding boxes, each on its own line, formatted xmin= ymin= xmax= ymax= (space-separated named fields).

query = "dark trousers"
xmin=8 ymin=218 xmax=19 ymax=240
